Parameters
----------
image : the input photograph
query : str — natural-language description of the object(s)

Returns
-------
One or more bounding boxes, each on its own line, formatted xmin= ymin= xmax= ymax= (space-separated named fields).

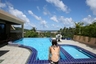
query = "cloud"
xmin=52 ymin=24 xmax=61 ymax=28
xmin=6 ymin=1 xmax=13 ymax=7
xmin=40 ymin=20 xmax=48 ymax=28
xmin=50 ymin=15 xmax=75 ymax=28
xmin=46 ymin=0 xmax=70 ymax=13
xmin=0 ymin=2 xmax=6 ymax=8
xmin=0 ymin=1 xmax=36 ymax=29
xmin=82 ymin=15 xmax=96 ymax=25
xmin=8 ymin=6 xmax=35 ymax=29
xmin=28 ymin=10 xmax=48 ymax=28
xmin=37 ymin=6 xmax=40 ymax=11
xmin=24 ymin=22 xmax=36 ymax=29
xmin=59 ymin=16 xmax=75 ymax=27
xmin=86 ymin=0 xmax=96 ymax=15
xmin=43 ymin=5 xmax=51 ymax=16
xmin=28 ymin=10 xmax=41 ymax=20
xmin=9 ymin=6 xmax=29 ymax=23
xmin=50 ymin=15 xmax=58 ymax=22
xmin=43 ymin=11 xmax=47 ymax=15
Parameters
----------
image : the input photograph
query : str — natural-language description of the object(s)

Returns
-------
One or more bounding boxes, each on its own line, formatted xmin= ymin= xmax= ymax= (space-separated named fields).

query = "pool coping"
xmin=19 ymin=44 xmax=96 ymax=64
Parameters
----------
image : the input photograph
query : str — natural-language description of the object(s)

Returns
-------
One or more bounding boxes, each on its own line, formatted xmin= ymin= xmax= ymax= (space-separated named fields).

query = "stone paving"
xmin=58 ymin=39 xmax=96 ymax=54
xmin=0 ymin=45 xmax=31 ymax=64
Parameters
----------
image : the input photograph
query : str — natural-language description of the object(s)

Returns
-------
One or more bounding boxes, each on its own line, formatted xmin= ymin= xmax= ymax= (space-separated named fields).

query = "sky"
xmin=0 ymin=0 xmax=96 ymax=30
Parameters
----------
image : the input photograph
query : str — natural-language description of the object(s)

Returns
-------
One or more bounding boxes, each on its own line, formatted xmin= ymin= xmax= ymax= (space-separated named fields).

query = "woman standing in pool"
xmin=49 ymin=40 xmax=60 ymax=64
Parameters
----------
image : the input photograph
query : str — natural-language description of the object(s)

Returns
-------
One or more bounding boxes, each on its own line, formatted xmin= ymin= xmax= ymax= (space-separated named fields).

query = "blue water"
xmin=60 ymin=51 xmax=66 ymax=60
xmin=14 ymin=38 xmax=51 ymax=60
xmin=61 ymin=46 xmax=90 ymax=59
xmin=14 ymin=38 xmax=93 ymax=60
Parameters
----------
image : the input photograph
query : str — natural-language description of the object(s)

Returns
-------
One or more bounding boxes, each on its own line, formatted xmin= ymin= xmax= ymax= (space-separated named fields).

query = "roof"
xmin=0 ymin=9 xmax=25 ymax=25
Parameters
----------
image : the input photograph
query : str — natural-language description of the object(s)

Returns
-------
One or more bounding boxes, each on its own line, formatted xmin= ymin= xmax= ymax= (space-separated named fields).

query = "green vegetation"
xmin=24 ymin=27 xmax=56 ymax=37
xmin=75 ymin=22 xmax=96 ymax=38
xmin=58 ymin=22 xmax=96 ymax=39
xmin=24 ymin=27 xmax=38 ymax=37
xmin=58 ymin=27 xmax=75 ymax=39
xmin=16 ymin=21 xmax=96 ymax=38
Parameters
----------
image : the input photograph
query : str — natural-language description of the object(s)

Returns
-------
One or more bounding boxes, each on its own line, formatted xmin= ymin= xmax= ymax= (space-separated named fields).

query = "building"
xmin=0 ymin=9 xmax=24 ymax=45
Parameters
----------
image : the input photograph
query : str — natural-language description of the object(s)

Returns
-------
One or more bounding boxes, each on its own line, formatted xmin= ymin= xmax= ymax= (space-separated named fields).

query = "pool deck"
xmin=0 ymin=45 xmax=31 ymax=64
xmin=0 ymin=39 xmax=96 ymax=64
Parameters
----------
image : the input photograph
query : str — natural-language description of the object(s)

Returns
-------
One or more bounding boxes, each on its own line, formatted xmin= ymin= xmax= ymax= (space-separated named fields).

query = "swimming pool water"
xmin=14 ymin=38 xmax=52 ymax=60
xmin=60 ymin=51 xmax=66 ymax=60
xmin=14 ymin=38 xmax=95 ymax=61
xmin=14 ymin=38 xmax=96 ymax=64
xmin=61 ymin=46 xmax=90 ymax=59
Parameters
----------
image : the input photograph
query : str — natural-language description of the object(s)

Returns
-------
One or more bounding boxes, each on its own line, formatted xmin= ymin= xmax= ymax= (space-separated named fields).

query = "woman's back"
xmin=50 ymin=46 xmax=60 ymax=62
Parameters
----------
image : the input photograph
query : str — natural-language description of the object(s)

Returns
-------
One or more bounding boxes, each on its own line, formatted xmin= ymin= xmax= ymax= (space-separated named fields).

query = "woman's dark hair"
xmin=52 ymin=40 xmax=57 ymax=46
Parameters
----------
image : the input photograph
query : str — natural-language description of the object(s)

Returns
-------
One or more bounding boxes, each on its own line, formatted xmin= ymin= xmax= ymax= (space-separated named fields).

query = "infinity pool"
xmin=14 ymin=38 xmax=67 ymax=60
xmin=14 ymin=38 xmax=96 ymax=64
xmin=14 ymin=38 xmax=52 ymax=60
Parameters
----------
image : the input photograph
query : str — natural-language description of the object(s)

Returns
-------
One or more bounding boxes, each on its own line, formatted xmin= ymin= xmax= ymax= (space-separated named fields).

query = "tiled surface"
xmin=0 ymin=45 xmax=31 ymax=64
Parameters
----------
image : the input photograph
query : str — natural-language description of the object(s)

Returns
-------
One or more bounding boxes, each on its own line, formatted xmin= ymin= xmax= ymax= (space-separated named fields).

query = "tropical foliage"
xmin=24 ymin=27 xmax=56 ymax=37
xmin=78 ymin=22 xmax=96 ymax=37
xmin=58 ymin=21 xmax=96 ymax=39
xmin=57 ymin=27 xmax=75 ymax=39
xmin=24 ymin=27 xmax=38 ymax=37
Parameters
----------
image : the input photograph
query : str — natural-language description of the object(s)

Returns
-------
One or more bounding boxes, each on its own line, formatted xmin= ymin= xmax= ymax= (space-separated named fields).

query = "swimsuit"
xmin=50 ymin=60 xmax=58 ymax=64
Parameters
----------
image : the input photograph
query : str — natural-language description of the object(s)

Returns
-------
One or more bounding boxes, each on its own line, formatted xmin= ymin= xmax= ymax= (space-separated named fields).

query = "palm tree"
xmin=31 ymin=27 xmax=36 ymax=32
xmin=75 ymin=22 xmax=84 ymax=35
